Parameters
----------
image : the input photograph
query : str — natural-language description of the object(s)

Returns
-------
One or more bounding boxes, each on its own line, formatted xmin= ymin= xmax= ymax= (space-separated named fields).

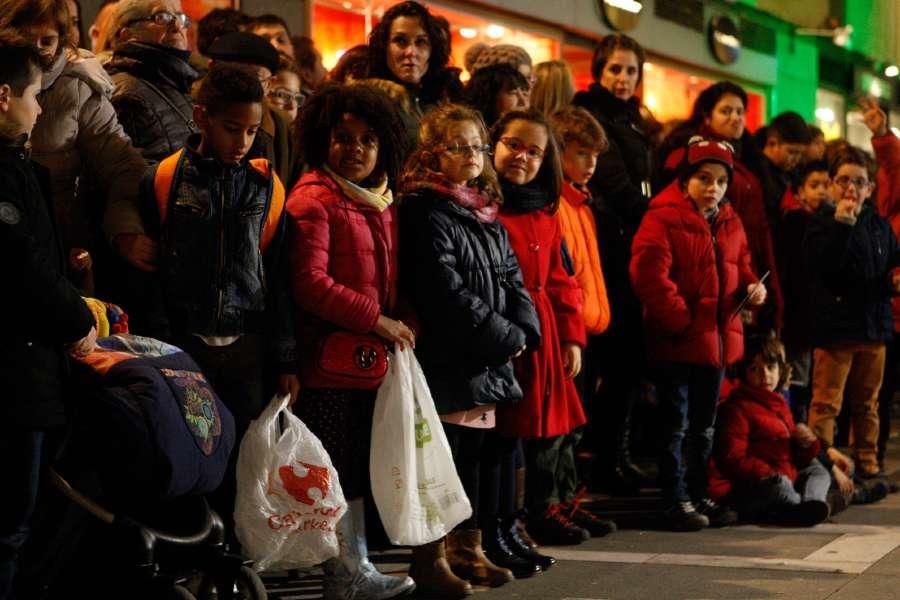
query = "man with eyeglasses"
xmin=106 ymin=0 xmax=200 ymax=165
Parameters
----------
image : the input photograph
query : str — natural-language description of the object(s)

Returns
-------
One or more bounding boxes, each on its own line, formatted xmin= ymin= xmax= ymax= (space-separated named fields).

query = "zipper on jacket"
xmin=710 ymin=220 xmax=725 ymax=368
xmin=216 ymin=177 xmax=226 ymax=326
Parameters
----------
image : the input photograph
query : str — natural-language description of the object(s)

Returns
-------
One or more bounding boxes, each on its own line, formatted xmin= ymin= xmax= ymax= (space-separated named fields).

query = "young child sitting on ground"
xmin=711 ymin=336 xmax=832 ymax=526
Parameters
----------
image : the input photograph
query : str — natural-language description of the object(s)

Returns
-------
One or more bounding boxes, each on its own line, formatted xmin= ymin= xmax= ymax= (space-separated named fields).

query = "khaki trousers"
xmin=808 ymin=342 xmax=886 ymax=475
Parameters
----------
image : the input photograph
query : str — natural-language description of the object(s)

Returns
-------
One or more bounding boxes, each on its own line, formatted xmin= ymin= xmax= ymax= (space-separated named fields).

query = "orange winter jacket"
xmin=557 ymin=181 xmax=611 ymax=335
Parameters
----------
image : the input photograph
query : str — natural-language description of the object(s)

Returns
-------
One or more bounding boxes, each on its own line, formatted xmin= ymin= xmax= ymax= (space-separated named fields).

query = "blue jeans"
xmin=654 ymin=362 xmax=724 ymax=505
xmin=0 ymin=431 xmax=44 ymax=600
xmin=730 ymin=459 xmax=831 ymax=520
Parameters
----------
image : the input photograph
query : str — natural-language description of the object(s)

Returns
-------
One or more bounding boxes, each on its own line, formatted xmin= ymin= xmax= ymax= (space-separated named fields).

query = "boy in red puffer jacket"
xmin=711 ymin=336 xmax=831 ymax=526
xmin=630 ymin=137 xmax=765 ymax=531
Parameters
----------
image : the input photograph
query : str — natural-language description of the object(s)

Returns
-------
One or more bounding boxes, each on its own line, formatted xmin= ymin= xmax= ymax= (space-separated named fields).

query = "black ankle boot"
xmin=481 ymin=519 xmax=542 ymax=579
xmin=500 ymin=517 xmax=556 ymax=571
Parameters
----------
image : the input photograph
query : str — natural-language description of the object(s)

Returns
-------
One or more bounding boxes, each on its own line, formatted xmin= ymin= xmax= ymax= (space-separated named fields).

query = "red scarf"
xmin=405 ymin=171 xmax=499 ymax=223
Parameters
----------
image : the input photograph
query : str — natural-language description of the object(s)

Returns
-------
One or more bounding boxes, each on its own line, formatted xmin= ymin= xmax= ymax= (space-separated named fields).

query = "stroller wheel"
xmin=200 ymin=566 xmax=267 ymax=600
xmin=172 ymin=585 xmax=198 ymax=600
xmin=233 ymin=566 xmax=267 ymax=600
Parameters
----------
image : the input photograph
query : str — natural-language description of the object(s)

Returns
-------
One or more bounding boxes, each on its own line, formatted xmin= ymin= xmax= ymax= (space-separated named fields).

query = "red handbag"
xmin=314 ymin=331 xmax=390 ymax=390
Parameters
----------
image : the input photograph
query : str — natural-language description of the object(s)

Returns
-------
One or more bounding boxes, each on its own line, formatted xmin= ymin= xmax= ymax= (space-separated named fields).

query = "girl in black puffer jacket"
xmin=399 ymin=104 xmax=542 ymax=596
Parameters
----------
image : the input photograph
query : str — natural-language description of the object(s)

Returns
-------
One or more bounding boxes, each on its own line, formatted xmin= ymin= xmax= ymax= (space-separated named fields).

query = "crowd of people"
xmin=3 ymin=0 xmax=900 ymax=598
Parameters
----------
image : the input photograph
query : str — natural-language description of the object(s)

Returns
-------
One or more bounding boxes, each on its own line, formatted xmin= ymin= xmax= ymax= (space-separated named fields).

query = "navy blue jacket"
xmin=138 ymin=137 xmax=295 ymax=369
xmin=399 ymin=190 xmax=540 ymax=414
xmin=804 ymin=203 xmax=900 ymax=346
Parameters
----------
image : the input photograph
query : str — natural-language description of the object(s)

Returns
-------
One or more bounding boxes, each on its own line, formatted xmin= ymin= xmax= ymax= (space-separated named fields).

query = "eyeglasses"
xmin=834 ymin=176 xmax=871 ymax=189
xmin=440 ymin=143 xmax=491 ymax=156
xmin=499 ymin=136 xmax=545 ymax=161
xmin=268 ymin=88 xmax=306 ymax=106
xmin=128 ymin=11 xmax=191 ymax=29
xmin=331 ymin=131 xmax=379 ymax=150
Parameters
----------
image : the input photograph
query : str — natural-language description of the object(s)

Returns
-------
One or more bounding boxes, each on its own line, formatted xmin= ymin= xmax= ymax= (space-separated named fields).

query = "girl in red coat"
xmin=711 ymin=336 xmax=831 ymax=526
xmin=287 ymin=84 xmax=415 ymax=600
xmin=491 ymin=109 xmax=604 ymax=545
xmin=630 ymin=137 xmax=766 ymax=531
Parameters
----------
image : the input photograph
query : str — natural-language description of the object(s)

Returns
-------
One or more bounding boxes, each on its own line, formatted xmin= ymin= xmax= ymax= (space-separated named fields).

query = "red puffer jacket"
xmin=286 ymin=169 xmax=397 ymax=388
xmin=665 ymin=145 xmax=784 ymax=332
xmin=630 ymin=180 xmax=756 ymax=367
xmin=709 ymin=384 xmax=820 ymax=500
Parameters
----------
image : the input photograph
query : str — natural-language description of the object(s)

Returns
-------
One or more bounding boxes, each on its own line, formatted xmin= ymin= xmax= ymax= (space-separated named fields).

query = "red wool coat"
xmin=709 ymin=384 xmax=821 ymax=500
xmin=286 ymin=168 xmax=398 ymax=388
xmin=497 ymin=208 xmax=587 ymax=439
xmin=630 ymin=181 xmax=756 ymax=367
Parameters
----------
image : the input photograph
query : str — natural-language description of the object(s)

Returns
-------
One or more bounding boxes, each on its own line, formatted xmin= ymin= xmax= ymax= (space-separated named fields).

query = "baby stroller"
xmin=17 ymin=334 xmax=266 ymax=600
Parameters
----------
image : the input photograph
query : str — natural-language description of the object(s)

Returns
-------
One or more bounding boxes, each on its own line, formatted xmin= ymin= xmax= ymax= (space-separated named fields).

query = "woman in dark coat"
xmin=571 ymin=33 xmax=652 ymax=493
xmin=366 ymin=0 xmax=462 ymax=150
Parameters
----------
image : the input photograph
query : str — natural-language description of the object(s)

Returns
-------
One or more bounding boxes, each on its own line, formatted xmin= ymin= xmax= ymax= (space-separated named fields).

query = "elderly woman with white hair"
xmin=0 ymin=0 xmax=152 ymax=278
xmin=105 ymin=0 xmax=199 ymax=164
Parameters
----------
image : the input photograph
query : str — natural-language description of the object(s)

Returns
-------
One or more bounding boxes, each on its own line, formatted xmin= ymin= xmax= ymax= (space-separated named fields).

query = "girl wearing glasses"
xmin=287 ymin=84 xmax=415 ymax=600
xmin=399 ymin=103 xmax=542 ymax=595
xmin=491 ymin=109 xmax=592 ymax=548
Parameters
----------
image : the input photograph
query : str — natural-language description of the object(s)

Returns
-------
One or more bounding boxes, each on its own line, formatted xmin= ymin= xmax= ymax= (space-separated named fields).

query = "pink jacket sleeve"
xmin=287 ymin=192 xmax=380 ymax=333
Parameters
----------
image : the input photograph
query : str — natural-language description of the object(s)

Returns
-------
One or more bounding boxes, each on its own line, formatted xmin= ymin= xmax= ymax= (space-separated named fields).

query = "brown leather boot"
xmin=446 ymin=529 xmax=514 ymax=587
xmin=409 ymin=538 xmax=473 ymax=598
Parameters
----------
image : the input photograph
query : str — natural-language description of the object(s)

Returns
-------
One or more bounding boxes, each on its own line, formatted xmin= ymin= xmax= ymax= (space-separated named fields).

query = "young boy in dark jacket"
xmin=805 ymin=146 xmax=900 ymax=481
xmin=0 ymin=34 xmax=96 ymax=599
xmin=138 ymin=64 xmax=297 ymax=544
xmin=778 ymin=160 xmax=831 ymax=423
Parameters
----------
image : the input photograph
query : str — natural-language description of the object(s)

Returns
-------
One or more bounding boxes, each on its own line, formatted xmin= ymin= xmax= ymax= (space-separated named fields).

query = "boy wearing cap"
xmin=204 ymin=31 xmax=295 ymax=184
xmin=630 ymin=137 xmax=766 ymax=531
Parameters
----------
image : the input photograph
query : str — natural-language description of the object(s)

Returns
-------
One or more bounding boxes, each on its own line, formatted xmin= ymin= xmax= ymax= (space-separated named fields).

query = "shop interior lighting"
xmin=795 ymin=24 xmax=853 ymax=48
xmin=342 ymin=1 xmax=352 ymax=8
xmin=486 ymin=24 xmax=505 ymax=39
xmin=893 ymin=127 xmax=900 ymax=137
xmin=870 ymin=80 xmax=883 ymax=97
xmin=459 ymin=27 xmax=477 ymax=39
xmin=605 ymin=0 xmax=643 ymax=14
xmin=885 ymin=65 xmax=899 ymax=78
xmin=815 ymin=107 xmax=836 ymax=123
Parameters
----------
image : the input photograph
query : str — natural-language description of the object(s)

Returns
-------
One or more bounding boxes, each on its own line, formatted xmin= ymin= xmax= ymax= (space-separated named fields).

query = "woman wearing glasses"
xmin=266 ymin=53 xmax=304 ymax=122
xmin=0 ymin=0 xmax=150 ymax=280
xmin=105 ymin=0 xmax=200 ymax=164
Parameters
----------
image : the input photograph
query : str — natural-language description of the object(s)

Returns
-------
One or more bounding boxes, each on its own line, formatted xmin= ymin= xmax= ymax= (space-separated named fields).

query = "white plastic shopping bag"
xmin=235 ymin=395 xmax=347 ymax=571
xmin=370 ymin=346 xmax=472 ymax=545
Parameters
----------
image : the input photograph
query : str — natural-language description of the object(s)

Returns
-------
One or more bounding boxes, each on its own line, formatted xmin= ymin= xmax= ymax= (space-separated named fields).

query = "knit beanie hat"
xmin=206 ymin=31 xmax=280 ymax=75
xmin=678 ymin=136 xmax=734 ymax=183
xmin=464 ymin=43 xmax=533 ymax=74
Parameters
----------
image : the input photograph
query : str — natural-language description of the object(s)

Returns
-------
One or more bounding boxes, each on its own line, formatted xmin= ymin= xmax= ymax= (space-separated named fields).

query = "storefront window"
xmin=563 ymin=44 xmax=594 ymax=93
xmin=814 ymin=88 xmax=845 ymax=141
xmin=640 ymin=61 xmax=766 ymax=133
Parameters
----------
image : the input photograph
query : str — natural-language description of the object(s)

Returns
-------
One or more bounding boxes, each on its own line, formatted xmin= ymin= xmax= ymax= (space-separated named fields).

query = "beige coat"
xmin=30 ymin=49 xmax=148 ymax=252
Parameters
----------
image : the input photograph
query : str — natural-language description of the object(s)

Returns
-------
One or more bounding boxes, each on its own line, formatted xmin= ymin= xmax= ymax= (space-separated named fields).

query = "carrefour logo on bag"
xmin=265 ymin=461 xmax=341 ymax=532
xmin=278 ymin=461 xmax=330 ymax=505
